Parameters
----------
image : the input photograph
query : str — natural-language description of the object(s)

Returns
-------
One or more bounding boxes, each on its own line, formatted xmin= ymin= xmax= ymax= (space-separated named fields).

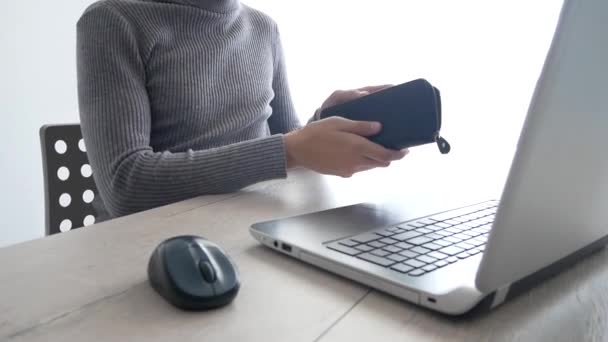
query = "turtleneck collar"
xmin=164 ymin=0 xmax=240 ymax=13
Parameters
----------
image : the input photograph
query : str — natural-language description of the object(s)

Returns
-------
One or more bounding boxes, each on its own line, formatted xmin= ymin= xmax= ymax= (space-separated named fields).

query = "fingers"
xmin=328 ymin=117 xmax=382 ymax=137
xmin=322 ymin=85 xmax=393 ymax=110
xmin=361 ymin=142 xmax=409 ymax=163
xmin=358 ymin=84 xmax=393 ymax=93
xmin=351 ymin=153 xmax=405 ymax=174
xmin=323 ymin=89 xmax=369 ymax=108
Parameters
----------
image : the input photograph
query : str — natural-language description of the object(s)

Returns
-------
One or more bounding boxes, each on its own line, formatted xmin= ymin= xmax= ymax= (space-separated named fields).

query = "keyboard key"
xmin=470 ymin=228 xmax=487 ymax=235
xmin=433 ymin=239 xmax=452 ymax=247
xmin=445 ymin=227 xmax=463 ymax=234
xmin=422 ymin=264 xmax=437 ymax=272
xmin=408 ymin=269 xmax=426 ymax=277
xmin=479 ymin=245 xmax=486 ymax=251
xmin=393 ymin=231 xmax=422 ymax=241
xmin=407 ymin=236 xmax=433 ymax=245
xmin=395 ymin=242 xmax=414 ymax=249
xmin=428 ymin=251 xmax=449 ymax=260
xmin=446 ymin=256 xmax=458 ymax=263
xmin=454 ymin=223 xmax=474 ymax=230
xmin=457 ymin=252 xmax=471 ymax=259
xmin=371 ymin=249 xmax=390 ymax=257
xmin=388 ymin=253 xmax=408 ymax=262
xmin=478 ymin=224 xmax=492 ymax=232
xmin=480 ymin=218 xmax=493 ymax=224
xmin=444 ymin=219 xmax=461 ymax=225
xmin=459 ymin=222 xmax=476 ymax=229
xmin=415 ymin=227 xmax=433 ymax=234
xmin=444 ymin=236 xmax=462 ymax=243
xmin=418 ymin=218 xmax=437 ymax=225
xmin=431 ymin=209 xmax=469 ymax=221
xmin=455 ymin=242 xmax=475 ymax=250
xmin=470 ymin=219 xmax=485 ymax=227
xmin=434 ymin=222 xmax=451 ymax=228
xmin=387 ymin=226 xmax=401 ymax=232
xmin=466 ymin=219 xmax=481 ymax=227
xmin=399 ymin=250 xmax=419 ymax=258
xmin=473 ymin=235 xmax=488 ymax=243
xmin=417 ymin=255 xmax=438 ymax=264
xmin=328 ymin=244 xmax=361 ymax=256
xmin=379 ymin=238 xmax=398 ymax=245
xmin=469 ymin=239 xmax=485 ymax=247
xmin=422 ymin=243 xmax=442 ymax=250
xmin=460 ymin=230 xmax=479 ymax=237
xmin=436 ymin=230 xmax=452 ymax=237
xmin=425 ymin=224 xmax=446 ymax=232
xmin=355 ymin=244 xmax=374 ymax=252
xmin=339 ymin=240 xmax=359 ymax=247
xmin=408 ymin=221 xmax=426 ymax=228
xmin=472 ymin=225 xmax=486 ymax=232
xmin=375 ymin=230 xmax=396 ymax=237
xmin=352 ymin=233 xmax=382 ymax=243
xmin=383 ymin=245 xmax=402 ymax=253
xmin=404 ymin=259 xmax=426 ymax=268
xmin=358 ymin=253 xmax=395 ymax=267
xmin=454 ymin=233 xmax=472 ymax=240
xmin=397 ymin=224 xmax=417 ymax=231
xmin=427 ymin=233 xmax=443 ymax=240
xmin=460 ymin=214 xmax=476 ymax=222
xmin=439 ymin=246 xmax=465 ymax=256
xmin=391 ymin=263 xmax=414 ymax=273
xmin=469 ymin=248 xmax=482 ymax=255
xmin=411 ymin=246 xmax=431 ymax=254
xmin=434 ymin=260 xmax=449 ymax=268
xmin=369 ymin=241 xmax=386 ymax=248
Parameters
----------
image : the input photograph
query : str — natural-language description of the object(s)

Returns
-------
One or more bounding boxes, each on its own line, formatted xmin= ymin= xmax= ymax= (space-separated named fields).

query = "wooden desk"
xmin=2 ymin=154 xmax=607 ymax=342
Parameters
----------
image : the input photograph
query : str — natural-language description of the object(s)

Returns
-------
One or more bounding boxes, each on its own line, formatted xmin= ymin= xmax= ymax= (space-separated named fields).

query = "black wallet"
xmin=319 ymin=78 xmax=451 ymax=154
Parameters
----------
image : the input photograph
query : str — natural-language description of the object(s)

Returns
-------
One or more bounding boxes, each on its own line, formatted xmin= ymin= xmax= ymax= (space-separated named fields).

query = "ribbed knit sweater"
xmin=76 ymin=0 xmax=302 ymax=218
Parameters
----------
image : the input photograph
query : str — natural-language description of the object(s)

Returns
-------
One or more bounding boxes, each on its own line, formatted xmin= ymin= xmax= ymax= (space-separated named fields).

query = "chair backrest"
xmin=39 ymin=124 xmax=101 ymax=235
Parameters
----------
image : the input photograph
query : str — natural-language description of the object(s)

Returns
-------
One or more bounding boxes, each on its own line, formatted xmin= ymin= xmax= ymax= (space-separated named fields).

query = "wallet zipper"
xmin=432 ymin=87 xmax=451 ymax=154
xmin=435 ymin=134 xmax=451 ymax=154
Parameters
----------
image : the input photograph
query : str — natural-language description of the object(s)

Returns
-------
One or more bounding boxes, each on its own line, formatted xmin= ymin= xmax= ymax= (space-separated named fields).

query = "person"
xmin=76 ymin=0 xmax=408 ymax=219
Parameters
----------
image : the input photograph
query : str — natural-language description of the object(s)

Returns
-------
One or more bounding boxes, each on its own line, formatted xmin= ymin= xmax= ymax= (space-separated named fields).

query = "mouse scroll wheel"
xmin=198 ymin=260 xmax=217 ymax=283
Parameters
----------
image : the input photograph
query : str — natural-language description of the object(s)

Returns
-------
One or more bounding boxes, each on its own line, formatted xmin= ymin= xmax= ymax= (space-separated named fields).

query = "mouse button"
xmin=164 ymin=240 xmax=211 ymax=296
xmin=208 ymin=247 xmax=239 ymax=294
xmin=198 ymin=260 xmax=217 ymax=283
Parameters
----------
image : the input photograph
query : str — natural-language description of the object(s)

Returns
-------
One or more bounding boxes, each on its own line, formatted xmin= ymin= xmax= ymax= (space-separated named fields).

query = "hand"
xmin=283 ymin=116 xmax=408 ymax=178
xmin=319 ymin=84 xmax=393 ymax=111
xmin=310 ymin=85 xmax=393 ymax=122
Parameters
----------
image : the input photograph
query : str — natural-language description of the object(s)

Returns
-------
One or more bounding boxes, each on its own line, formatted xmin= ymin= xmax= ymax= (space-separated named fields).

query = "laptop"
xmin=250 ymin=0 xmax=608 ymax=315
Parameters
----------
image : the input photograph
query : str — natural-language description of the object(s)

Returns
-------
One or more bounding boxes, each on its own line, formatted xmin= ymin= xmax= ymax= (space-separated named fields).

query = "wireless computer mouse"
xmin=147 ymin=235 xmax=240 ymax=310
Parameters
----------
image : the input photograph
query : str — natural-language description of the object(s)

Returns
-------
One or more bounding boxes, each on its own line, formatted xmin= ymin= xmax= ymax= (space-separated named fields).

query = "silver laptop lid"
xmin=476 ymin=0 xmax=608 ymax=292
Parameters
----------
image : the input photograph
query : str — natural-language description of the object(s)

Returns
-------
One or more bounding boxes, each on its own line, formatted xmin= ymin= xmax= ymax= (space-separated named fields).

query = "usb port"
xmin=281 ymin=243 xmax=292 ymax=253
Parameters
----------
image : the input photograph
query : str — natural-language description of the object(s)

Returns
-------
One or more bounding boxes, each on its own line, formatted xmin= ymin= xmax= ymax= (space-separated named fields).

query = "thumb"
xmin=338 ymin=119 xmax=382 ymax=137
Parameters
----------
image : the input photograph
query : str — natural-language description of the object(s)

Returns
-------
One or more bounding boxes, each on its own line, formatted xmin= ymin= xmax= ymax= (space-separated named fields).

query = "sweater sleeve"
xmin=77 ymin=4 xmax=288 ymax=218
xmin=267 ymin=25 xmax=302 ymax=134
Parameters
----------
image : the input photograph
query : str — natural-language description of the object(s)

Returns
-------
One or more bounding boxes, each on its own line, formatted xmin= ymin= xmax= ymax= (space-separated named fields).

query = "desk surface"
xmin=2 ymin=153 xmax=608 ymax=342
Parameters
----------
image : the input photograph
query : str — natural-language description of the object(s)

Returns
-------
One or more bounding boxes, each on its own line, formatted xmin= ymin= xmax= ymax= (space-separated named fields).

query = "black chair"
xmin=40 ymin=124 xmax=103 ymax=235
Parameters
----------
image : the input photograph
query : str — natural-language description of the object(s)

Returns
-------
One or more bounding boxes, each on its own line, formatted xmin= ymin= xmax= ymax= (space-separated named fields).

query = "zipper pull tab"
xmin=436 ymin=135 xmax=451 ymax=154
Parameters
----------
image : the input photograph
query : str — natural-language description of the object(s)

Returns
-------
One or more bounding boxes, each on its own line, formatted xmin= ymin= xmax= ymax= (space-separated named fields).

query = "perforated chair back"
xmin=40 ymin=124 xmax=101 ymax=235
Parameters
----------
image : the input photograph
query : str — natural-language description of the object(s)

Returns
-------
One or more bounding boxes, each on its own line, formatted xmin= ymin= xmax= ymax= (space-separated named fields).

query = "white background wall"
xmin=0 ymin=0 xmax=561 ymax=247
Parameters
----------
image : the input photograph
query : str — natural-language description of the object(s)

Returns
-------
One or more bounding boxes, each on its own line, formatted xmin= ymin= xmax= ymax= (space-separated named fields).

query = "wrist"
xmin=283 ymin=132 xmax=299 ymax=169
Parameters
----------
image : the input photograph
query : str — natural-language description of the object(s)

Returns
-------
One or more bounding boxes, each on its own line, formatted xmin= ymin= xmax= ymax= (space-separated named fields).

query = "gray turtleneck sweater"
xmin=77 ymin=0 xmax=302 ymax=218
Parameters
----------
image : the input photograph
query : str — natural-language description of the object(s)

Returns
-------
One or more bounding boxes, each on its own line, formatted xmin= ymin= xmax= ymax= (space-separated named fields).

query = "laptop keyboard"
xmin=326 ymin=201 xmax=498 ymax=277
